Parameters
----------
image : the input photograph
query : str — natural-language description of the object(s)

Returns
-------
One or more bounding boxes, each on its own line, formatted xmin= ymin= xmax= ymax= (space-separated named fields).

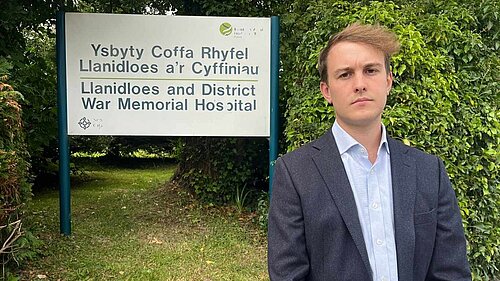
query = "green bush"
xmin=173 ymin=137 xmax=268 ymax=204
xmin=0 ymin=81 xmax=37 ymax=277
xmin=70 ymin=136 xmax=176 ymax=158
xmin=256 ymin=191 xmax=270 ymax=232
xmin=281 ymin=1 xmax=499 ymax=279
xmin=12 ymin=28 xmax=59 ymax=188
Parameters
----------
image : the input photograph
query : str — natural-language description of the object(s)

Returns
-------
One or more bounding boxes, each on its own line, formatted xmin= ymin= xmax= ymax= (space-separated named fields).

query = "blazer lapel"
xmin=388 ymin=137 xmax=416 ymax=281
xmin=311 ymin=132 xmax=372 ymax=278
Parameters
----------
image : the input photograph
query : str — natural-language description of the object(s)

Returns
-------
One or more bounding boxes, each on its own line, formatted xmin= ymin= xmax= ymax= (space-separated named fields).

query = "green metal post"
xmin=269 ymin=16 xmax=280 ymax=196
xmin=57 ymin=11 xmax=71 ymax=235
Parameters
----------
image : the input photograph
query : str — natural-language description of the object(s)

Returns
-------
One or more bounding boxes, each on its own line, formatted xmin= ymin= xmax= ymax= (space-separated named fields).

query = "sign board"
xmin=65 ymin=13 xmax=271 ymax=136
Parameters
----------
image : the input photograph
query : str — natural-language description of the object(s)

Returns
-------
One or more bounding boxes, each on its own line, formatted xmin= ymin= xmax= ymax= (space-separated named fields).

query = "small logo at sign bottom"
xmin=78 ymin=117 xmax=91 ymax=130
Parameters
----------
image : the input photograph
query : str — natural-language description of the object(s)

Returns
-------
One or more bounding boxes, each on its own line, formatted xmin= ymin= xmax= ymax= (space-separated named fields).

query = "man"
xmin=268 ymin=23 xmax=471 ymax=281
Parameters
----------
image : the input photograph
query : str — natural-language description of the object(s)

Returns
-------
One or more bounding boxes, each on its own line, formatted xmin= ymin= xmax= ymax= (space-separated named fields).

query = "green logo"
xmin=219 ymin=22 xmax=233 ymax=36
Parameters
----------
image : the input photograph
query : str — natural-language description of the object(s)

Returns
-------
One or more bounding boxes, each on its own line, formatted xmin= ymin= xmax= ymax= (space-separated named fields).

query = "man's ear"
xmin=386 ymin=72 xmax=393 ymax=95
xmin=320 ymin=81 xmax=333 ymax=104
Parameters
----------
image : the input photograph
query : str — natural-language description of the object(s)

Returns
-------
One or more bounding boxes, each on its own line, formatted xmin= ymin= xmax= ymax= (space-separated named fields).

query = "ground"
xmin=20 ymin=159 xmax=268 ymax=280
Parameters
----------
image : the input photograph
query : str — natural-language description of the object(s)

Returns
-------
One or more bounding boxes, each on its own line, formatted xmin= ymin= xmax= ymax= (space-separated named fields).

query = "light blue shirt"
xmin=332 ymin=121 xmax=398 ymax=281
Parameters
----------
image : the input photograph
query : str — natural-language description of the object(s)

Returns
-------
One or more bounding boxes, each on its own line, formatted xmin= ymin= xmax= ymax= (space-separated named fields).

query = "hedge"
xmin=0 ymin=81 xmax=35 ymax=277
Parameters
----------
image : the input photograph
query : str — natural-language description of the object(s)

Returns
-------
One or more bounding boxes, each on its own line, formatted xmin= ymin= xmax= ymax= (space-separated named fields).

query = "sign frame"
xmin=57 ymin=11 xmax=279 ymax=235
xmin=65 ymin=13 xmax=271 ymax=137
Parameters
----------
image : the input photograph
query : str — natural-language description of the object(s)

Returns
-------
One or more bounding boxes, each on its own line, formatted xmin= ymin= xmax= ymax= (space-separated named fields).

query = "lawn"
xmin=21 ymin=159 xmax=268 ymax=280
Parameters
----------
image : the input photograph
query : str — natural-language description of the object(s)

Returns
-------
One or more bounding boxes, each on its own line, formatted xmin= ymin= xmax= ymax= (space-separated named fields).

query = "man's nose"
xmin=354 ymin=73 xmax=367 ymax=94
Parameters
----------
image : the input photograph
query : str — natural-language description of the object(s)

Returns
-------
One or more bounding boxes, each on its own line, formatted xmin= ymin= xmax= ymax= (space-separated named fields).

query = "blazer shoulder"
xmin=279 ymin=132 xmax=332 ymax=163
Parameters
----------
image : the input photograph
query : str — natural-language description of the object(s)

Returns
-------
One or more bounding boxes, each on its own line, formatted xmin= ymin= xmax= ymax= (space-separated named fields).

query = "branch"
xmin=0 ymin=220 xmax=23 ymax=256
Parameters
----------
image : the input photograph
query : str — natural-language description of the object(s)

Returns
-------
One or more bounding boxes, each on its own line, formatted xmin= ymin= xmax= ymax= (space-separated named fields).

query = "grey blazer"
xmin=268 ymin=131 xmax=471 ymax=281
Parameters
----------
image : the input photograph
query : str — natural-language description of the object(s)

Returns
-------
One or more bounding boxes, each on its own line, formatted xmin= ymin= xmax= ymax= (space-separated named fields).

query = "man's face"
xmin=320 ymin=41 xmax=392 ymax=130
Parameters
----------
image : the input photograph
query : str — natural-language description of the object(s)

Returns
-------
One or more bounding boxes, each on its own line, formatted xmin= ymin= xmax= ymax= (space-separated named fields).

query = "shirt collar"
xmin=331 ymin=120 xmax=390 ymax=155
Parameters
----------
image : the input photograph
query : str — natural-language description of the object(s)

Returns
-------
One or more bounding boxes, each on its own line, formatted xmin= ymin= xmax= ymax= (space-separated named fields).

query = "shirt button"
xmin=381 ymin=277 xmax=388 ymax=281
xmin=371 ymin=202 xmax=379 ymax=209
xmin=370 ymin=169 xmax=374 ymax=174
xmin=376 ymin=239 xmax=384 ymax=246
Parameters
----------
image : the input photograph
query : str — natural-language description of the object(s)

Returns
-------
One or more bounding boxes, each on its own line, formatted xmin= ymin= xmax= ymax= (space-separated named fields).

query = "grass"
xmin=21 ymin=159 xmax=268 ymax=280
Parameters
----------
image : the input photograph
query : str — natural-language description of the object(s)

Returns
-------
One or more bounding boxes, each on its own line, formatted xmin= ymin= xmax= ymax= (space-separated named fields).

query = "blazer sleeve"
xmin=426 ymin=158 xmax=471 ymax=280
xmin=268 ymin=157 xmax=309 ymax=281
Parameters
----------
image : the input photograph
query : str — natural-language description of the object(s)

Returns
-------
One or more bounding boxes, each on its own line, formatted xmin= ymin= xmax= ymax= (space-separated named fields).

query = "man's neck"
xmin=337 ymin=120 xmax=382 ymax=164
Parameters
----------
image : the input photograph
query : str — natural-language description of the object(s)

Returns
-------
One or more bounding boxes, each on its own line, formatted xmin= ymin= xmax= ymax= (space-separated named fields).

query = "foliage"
xmin=0 ymin=81 xmax=38 ymax=278
xmin=70 ymin=136 xmax=177 ymax=158
xmin=234 ymin=184 xmax=250 ymax=213
xmin=0 ymin=0 xmax=62 ymax=187
xmin=0 ymin=0 xmax=59 ymax=60
xmin=281 ymin=1 xmax=499 ymax=279
xmin=256 ymin=191 xmax=269 ymax=232
xmin=12 ymin=29 xmax=59 ymax=186
xmin=73 ymin=0 xmax=182 ymax=14
xmin=174 ymin=137 xmax=268 ymax=204
xmin=455 ymin=0 xmax=499 ymax=51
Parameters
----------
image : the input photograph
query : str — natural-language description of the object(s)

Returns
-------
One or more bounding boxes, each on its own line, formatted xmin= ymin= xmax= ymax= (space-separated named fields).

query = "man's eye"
xmin=366 ymin=68 xmax=379 ymax=74
xmin=338 ymin=73 xmax=350 ymax=79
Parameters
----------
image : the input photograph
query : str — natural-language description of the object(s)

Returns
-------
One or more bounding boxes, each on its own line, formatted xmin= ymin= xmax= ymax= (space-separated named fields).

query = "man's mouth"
xmin=352 ymin=97 xmax=372 ymax=104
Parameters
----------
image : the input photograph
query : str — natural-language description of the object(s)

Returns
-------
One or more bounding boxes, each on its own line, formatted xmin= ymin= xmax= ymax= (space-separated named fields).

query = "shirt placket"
xmin=367 ymin=164 xmax=391 ymax=281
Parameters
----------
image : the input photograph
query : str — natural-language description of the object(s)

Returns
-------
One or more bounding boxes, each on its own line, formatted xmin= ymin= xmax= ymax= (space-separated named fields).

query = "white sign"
xmin=65 ymin=13 xmax=271 ymax=136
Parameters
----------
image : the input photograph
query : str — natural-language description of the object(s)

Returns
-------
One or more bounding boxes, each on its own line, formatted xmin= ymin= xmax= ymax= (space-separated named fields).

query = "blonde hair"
xmin=318 ymin=23 xmax=400 ymax=82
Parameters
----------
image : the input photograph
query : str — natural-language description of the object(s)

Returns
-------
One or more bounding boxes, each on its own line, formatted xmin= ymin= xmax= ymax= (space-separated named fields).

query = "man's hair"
xmin=318 ymin=23 xmax=400 ymax=82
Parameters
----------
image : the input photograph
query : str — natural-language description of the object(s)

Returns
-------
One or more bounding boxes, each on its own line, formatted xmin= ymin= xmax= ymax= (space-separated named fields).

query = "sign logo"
xmin=78 ymin=117 xmax=91 ymax=130
xmin=219 ymin=22 xmax=233 ymax=36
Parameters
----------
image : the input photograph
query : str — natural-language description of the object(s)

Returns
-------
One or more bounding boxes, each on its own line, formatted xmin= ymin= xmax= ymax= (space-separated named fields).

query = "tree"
xmin=0 ymin=0 xmax=63 ymax=186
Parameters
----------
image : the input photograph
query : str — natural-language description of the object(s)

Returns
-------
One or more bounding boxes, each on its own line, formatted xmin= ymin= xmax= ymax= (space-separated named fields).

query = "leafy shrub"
xmin=256 ymin=191 xmax=269 ymax=232
xmin=173 ymin=137 xmax=268 ymax=204
xmin=0 ymin=80 xmax=38 ymax=277
xmin=10 ymin=28 xmax=59 ymax=188
xmin=281 ymin=1 xmax=499 ymax=279
xmin=70 ymin=136 xmax=177 ymax=158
